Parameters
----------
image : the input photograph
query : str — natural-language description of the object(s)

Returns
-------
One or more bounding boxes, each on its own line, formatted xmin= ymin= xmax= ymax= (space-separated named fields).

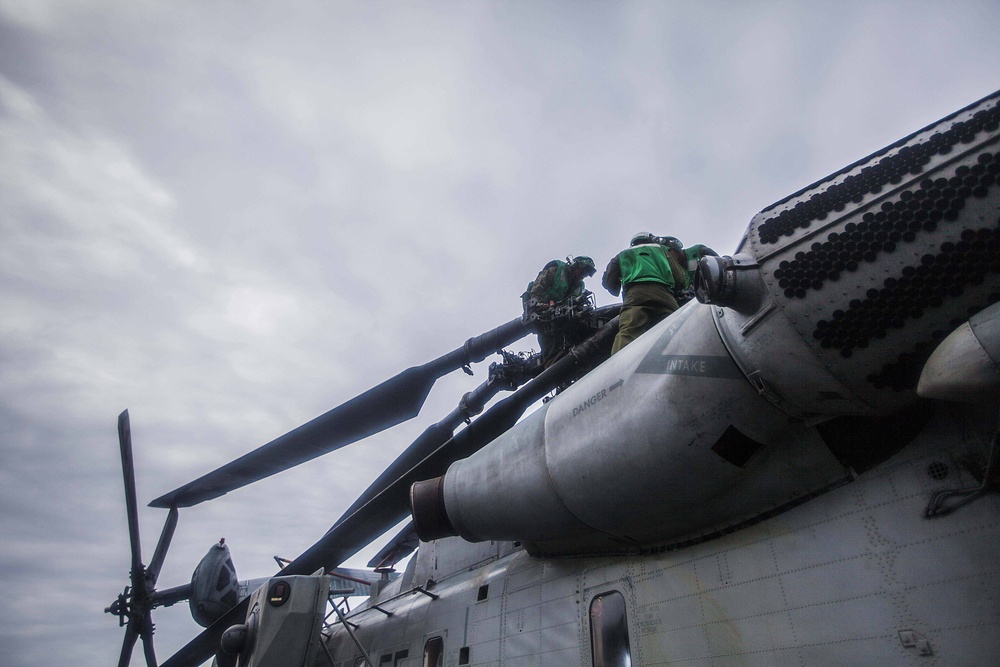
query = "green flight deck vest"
xmin=618 ymin=244 xmax=676 ymax=291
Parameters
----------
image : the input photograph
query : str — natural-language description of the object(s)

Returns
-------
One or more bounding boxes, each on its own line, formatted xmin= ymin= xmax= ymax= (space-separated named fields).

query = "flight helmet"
xmin=659 ymin=235 xmax=684 ymax=252
xmin=570 ymin=255 xmax=597 ymax=277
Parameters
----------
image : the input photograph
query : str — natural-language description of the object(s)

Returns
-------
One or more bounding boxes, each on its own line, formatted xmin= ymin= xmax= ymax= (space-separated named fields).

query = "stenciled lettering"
xmin=573 ymin=388 xmax=608 ymax=417
xmin=637 ymin=353 xmax=744 ymax=379
xmin=664 ymin=358 xmax=706 ymax=374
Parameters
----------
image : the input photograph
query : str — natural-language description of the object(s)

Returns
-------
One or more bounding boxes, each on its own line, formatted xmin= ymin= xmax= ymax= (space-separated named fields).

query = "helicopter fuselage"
xmin=326 ymin=395 xmax=998 ymax=665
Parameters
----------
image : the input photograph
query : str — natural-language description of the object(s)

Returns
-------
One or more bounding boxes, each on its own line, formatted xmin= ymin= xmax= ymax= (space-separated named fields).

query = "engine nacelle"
xmin=412 ymin=90 xmax=1000 ymax=557
xmin=413 ymin=302 xmax=851 ymax=555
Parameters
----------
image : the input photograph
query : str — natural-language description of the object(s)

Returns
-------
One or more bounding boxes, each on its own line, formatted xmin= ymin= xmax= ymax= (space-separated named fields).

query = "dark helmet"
xmin=570 ymin=255 xmax=597 ymax=277
xmin=659 ymin=235 xmax=684 ymax=252
xmin=630 ymin=232 xmax=655 ymax=246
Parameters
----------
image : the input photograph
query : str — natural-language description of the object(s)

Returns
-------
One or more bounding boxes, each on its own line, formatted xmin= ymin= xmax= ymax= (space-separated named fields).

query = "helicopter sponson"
xmin=412 ymin=91 xmax=1000 ymax=557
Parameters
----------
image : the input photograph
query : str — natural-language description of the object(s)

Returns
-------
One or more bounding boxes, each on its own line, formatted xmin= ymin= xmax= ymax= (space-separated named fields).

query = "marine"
xmin=603 ymin=233 xmax=716 ymax=354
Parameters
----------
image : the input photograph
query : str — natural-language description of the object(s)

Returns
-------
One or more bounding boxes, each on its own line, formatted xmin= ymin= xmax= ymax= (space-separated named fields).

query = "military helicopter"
xmin=109 ymin=88 xmax=1000 ymax=666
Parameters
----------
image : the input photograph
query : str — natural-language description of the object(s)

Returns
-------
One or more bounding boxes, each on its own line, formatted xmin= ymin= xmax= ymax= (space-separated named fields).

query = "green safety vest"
xmin=676 ymin=245 xmax=709 ymax=289
xmin=618 ymin=244 xmax=675 ymax=291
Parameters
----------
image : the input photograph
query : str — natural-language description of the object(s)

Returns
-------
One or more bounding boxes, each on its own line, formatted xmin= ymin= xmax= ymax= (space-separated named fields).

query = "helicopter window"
xmin=590 ymin=591 xmax=631 ymax=667
xmin=394 ymin=649 xmax=409 ymax=665
xmin=422 ymin=636 xmax=444 ymax=667
xmin=216 ymin=565 xmax=230 ymax=591
xmin=458 ymin=646 xmax=470 ymax=665
xmin=379 ymin=654 xmax=392 ymax=664
xmin=477 ymin=584 xmax=489 ymax=601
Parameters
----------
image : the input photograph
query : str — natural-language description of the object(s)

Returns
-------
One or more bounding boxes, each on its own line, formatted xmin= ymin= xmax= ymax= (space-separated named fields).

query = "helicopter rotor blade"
xmin=146 ymin=506 xmax=179 ymax=586
xmin=110 ymin=411 xmax=172 ymax=667
xmin=333 ymin=422 xmax=457 ymax=531
xmin=333 ymin=304 xmax=616 ymax=530
xmin=160 ymin=600 xmax=249 ymax=667
xmin=159 ymin=317 xmax=618 ymax=667
xmin=331 ymin=355 xmax=539 ymax=528
xmin=279 ymin=315 xmax=620 ymax=578
xmin=140 ymin=615 xmax=158 ymax=667
xmin=117 ymin=622 xmax=140 ymax=667
xmin=118 ymin=410 xmax=144 ymax=580
xmin=368 ymin=521 xmax=419 ymax=569
xmin=150 ymin=317 xmax=531 ymax=510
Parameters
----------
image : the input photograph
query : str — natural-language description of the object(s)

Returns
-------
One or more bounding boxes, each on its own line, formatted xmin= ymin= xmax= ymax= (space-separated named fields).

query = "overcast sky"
xmin=1 ymin=1 xmax=998 ymax=665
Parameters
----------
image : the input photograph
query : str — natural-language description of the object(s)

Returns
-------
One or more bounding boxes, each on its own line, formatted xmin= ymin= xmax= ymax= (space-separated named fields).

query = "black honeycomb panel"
xmin=811 ymin=222 xmax=1000 ymax=359
xmin=771 ymin=151 xmax=999 ymax=298
xmin=757 ymin=103 xmax=1000 ymax=245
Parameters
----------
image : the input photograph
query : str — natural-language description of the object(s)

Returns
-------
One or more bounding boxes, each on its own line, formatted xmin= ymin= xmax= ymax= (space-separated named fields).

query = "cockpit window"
xmin=590 ymin=591 xmax=631 ymax=667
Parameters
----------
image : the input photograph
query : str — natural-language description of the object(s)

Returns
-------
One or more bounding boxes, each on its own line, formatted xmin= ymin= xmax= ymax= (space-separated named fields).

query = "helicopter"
xmin=108 ymin=88 xmax=1000 ymax=666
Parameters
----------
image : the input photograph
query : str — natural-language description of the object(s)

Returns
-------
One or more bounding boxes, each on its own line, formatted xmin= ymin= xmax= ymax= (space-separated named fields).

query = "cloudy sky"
xmin=1 ymin=1 xmax=998 ymax=665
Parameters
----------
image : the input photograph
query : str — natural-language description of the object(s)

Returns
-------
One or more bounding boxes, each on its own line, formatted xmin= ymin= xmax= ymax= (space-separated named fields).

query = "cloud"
xmin=1 ymin=2 xmax=999 ymax=665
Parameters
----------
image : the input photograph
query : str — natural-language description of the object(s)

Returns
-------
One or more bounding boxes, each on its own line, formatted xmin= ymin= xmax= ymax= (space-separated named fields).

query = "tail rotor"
xmin=106 ymin=410 xmax=179 ymax=667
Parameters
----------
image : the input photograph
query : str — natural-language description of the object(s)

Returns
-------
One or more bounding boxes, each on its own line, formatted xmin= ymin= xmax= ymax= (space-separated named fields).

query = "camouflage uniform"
xmin=523 ymin=259 xmax=593 ymax=367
